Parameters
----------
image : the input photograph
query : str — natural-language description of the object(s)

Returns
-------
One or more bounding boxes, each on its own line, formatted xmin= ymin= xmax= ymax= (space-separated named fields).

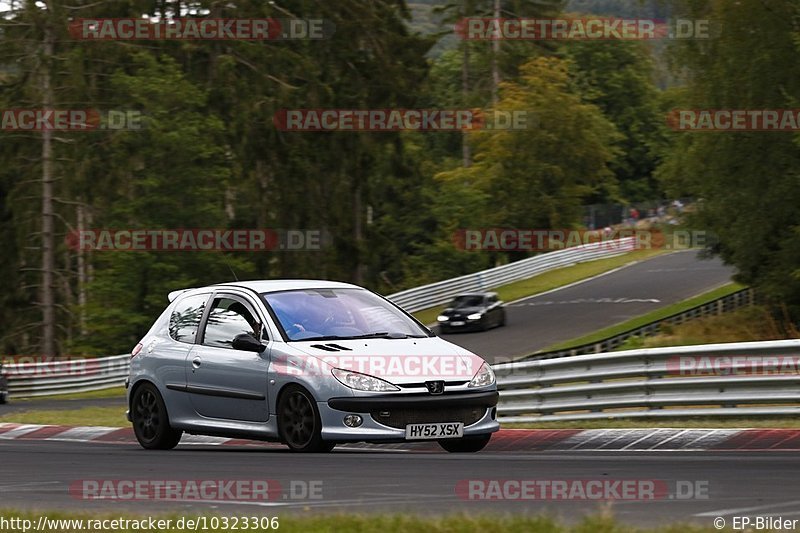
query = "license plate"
xmin=405 ymin=422 xmax=464 ymax=440
xmin=450 ymin=321 xmax=465 ymax=326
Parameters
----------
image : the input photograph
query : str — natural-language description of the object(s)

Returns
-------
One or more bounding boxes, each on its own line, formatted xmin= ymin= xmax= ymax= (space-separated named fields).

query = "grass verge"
xmin=619 ymin=305 xmax=799 ymax=350
xmin=413 ymin=249 xmax=667 ymax=325
xmin=13 ymin=386 xmax=126 ymax=402
xmin=539 ymin=282 xmax=746 ymax=353
xmin=0 ymin=406 xmax=127 ymax=427
xmin=0 ymin=510 xmax=724 ymax=532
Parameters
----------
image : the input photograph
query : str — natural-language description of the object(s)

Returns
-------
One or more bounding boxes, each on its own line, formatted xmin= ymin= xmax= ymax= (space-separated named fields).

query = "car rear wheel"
xmin=438 ymin=434 xmax=491 ymax=453
xmin=0 ymin=391 xmax=7 ymax=404
xmin=278 ymin=385 xmax=335 ymax=453
xmin=132 ymin=383 xmax=182 ymax=450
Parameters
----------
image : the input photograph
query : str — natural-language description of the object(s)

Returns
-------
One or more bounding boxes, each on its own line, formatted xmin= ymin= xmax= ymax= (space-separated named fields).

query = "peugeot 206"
xmin=127 ymin=280 xmax=499 ymax=453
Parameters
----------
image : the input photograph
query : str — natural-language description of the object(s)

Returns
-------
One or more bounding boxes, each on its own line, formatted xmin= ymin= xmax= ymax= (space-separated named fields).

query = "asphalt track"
xmin=0 ymin=438 xmax=797 ymax=527
xmin=439 ymin=250 xmax=736 ymax=363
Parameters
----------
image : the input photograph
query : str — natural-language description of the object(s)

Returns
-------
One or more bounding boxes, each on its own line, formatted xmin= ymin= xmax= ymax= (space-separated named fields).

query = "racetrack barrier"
xmin=386 ymin=238 xmax=635 ymax=313
xmin=494 ymin=339 xmax=800 ymax=422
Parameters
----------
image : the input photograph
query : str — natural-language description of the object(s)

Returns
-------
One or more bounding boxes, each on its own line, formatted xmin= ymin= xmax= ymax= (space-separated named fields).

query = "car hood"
xmin=441 ymin=306 xmax=484 ymax=316
xmin=284 ymin=336 xmax=486 ymax=385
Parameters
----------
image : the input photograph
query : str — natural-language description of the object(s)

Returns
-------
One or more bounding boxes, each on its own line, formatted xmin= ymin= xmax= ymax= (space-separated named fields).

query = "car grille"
xmin=370 ymin=406 xmax=485 ymax=429
xmin=397 ymin=381 xmax=468 ymax=389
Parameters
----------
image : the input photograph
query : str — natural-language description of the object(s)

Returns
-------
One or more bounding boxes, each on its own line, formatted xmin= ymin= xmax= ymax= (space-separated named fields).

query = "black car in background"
xmin=437 ymin=292 xmax=506 ymax=333
xmin=0 ymin=363 xmax=7 ymax=404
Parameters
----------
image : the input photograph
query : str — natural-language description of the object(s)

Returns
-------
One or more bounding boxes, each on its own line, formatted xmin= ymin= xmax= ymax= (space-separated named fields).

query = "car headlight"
xmin=469 ymin=362 xmax=495 ymax=388
xmin=332 ymin=368 xmax=400 ymax=392
xmin=467 ymin=313 xmax=483 ymax=320
xmin=437 ymin=315 xmax=449 ymax=322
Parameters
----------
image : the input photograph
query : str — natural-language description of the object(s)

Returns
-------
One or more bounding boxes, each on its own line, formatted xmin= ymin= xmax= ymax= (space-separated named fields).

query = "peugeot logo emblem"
xmin=425 ymin=380 xmax=445 ymax=395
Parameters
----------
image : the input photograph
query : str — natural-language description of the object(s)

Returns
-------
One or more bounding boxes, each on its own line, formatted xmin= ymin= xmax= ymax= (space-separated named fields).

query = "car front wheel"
xmin=438 ymin=434 xmax=492 ymax=453
xmin=278 ymin=385 xmax=335 ymax=453
xmin=131 ymin=383 xmax=182 ymax=450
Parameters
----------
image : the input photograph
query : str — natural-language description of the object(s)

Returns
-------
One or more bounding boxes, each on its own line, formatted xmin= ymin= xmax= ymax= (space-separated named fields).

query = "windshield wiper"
xmin=354 ymin=332 xmax=429 ymax=339
xmin=296 ymin=335 xmax=354 ymax=341
xmin=298 ymin=332 xmax=425 ymax=341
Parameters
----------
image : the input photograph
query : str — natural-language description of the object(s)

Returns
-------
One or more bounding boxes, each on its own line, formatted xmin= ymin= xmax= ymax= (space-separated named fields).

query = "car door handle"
xmin=192 ymin=357 xmax=202 ymax=369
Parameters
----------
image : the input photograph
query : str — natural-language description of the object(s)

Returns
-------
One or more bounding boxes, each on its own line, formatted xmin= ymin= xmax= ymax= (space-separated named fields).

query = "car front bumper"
xmin=319 ymin=390 xmax=499 ymax=442
xmin=438 ymin=318 xmax=484 ymax=332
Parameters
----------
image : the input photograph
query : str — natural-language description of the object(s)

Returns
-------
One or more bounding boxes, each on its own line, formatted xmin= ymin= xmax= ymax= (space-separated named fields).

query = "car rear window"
xmin=169 ymin=293 xmax=209 ymax=343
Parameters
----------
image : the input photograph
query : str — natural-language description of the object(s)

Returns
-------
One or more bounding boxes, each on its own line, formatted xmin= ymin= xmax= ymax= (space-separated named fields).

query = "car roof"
xmin=169 ymin=279 xmax=363 ymax=301
xmin=215 ymin=279 xmax=361 ymax=293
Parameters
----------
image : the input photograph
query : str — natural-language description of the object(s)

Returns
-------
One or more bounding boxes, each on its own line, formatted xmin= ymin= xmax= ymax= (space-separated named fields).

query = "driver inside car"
xmin=226 ymin=301 xmax=260 ymax=337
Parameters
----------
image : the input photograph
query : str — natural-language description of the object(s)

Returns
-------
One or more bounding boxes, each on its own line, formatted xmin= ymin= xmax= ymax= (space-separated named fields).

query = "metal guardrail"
xmin=0 ymin=238 xmax=636 ymax=399
xmin=386 ymin=238 xmax=635 ymax=313
xmin=494 ymin=339 xmax=800 ymax=422
xmin=523 ymin=287 xmax=755 ymax=361
xmin=3 ymin=355 xmax=129 ymax=398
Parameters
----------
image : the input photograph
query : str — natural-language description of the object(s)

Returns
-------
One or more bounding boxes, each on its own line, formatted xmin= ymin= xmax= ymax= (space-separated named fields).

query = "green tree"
xmin=567 ymin=40 xmax=668 ymax=201
xmin=438 ymin=56 xmax=620 ymax=231
xmin=72 ymin=52 xmax=244 ymax=354
xmin=658 ymin=0 xmax=800 ymax=315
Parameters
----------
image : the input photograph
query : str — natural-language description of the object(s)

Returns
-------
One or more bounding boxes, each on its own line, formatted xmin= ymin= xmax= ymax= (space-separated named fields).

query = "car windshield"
xmin=450 ymin=295 xmax=485 ymax=308
xmin=262 ymin=288 xmax=430 ymax=341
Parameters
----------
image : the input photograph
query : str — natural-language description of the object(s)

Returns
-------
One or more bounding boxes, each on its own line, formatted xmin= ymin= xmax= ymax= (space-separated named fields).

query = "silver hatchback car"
xmin=127 ymin=280 xmax=499 ymax=452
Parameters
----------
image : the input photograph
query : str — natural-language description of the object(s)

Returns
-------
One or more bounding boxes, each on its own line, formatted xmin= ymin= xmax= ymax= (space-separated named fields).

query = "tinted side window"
xmin=169 ymin=294 xmax=209 ymax=343
xmin=203 ymin=297 xmax=260 ymax=349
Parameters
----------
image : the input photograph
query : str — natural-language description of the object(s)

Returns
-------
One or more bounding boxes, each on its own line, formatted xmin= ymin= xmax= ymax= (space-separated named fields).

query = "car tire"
xmin=438 ymin=434 xmax=492 ymax=453
xmin=0 ymin=392 xmax=7 ymax=404
xmin=131 ymin=383 xmax=182 ymax=450
xmin=499 ymin=311 xmax=506 ymax=327
xmin=278 ymin=385 xmax=335 ymax=453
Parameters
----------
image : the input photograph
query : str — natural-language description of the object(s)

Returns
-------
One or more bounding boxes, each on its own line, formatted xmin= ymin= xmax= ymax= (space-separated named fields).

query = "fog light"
xmin=343 ymin=414 xmax=363 ymax=427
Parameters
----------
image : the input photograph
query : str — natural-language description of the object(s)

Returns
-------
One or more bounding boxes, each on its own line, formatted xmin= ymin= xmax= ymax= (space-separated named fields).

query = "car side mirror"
xmin=232 ymin=332 xmax=266 ymax=352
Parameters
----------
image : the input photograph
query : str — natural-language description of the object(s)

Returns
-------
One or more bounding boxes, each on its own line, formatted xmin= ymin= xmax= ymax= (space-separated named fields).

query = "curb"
xmin=2 ymin=423 xmax=800 ymax=451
